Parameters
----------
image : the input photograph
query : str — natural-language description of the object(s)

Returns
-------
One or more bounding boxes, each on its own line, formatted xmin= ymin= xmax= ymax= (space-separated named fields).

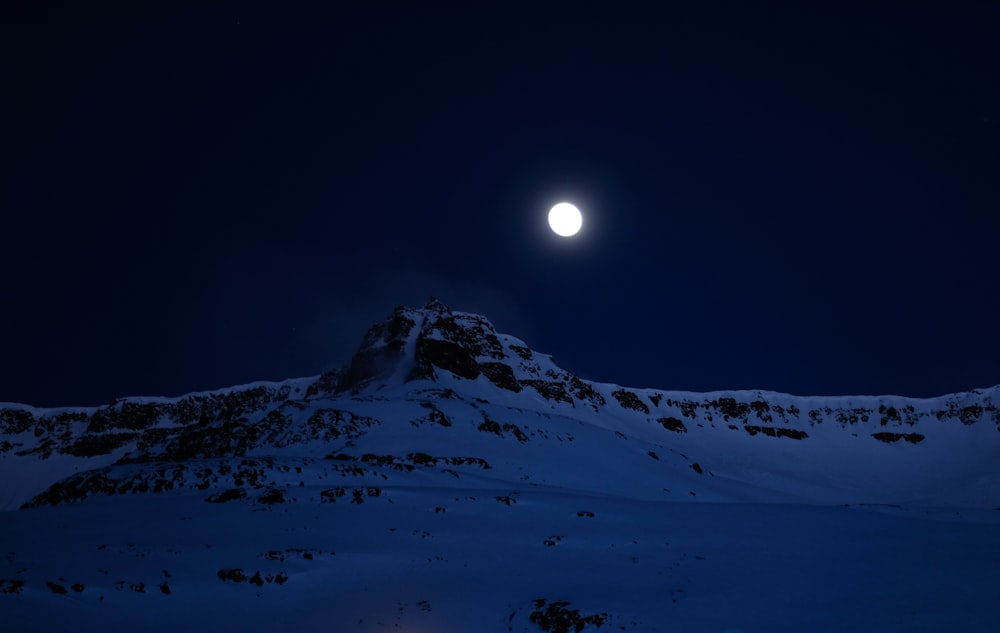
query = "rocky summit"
xmin=2 ymin=299 xmax=999 ymax=632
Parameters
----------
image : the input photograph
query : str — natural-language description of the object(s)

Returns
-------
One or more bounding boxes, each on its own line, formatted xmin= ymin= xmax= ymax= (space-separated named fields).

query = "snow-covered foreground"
xmin=3 ymin=487 xmax=999 ymax=632
xmin=2 ymin=300 xmax=999 ymax=631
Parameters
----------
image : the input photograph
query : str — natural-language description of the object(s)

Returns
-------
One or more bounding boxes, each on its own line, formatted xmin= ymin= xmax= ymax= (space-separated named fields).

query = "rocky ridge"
xmin=2 ymin=298 xmax=999 ymax=511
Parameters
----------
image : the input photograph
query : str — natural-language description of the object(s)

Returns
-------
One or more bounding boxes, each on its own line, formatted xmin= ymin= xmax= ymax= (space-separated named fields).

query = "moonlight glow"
xmin=548 ymin=202 xmax=583 ymax=237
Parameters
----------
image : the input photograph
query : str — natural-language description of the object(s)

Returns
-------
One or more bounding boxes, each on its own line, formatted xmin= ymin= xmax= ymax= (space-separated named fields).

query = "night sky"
xmin=2 ymin=4 xmax=998 ymax=407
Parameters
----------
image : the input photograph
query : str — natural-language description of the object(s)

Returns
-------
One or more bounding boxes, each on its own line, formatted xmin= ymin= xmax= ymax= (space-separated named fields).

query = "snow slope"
xmin=2 ymin=299 xmax=999 ymax=631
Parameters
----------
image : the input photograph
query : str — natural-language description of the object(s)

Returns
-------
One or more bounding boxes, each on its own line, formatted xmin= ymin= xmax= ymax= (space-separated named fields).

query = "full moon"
xmin=548 ymin=202 xmax=583 ymax=237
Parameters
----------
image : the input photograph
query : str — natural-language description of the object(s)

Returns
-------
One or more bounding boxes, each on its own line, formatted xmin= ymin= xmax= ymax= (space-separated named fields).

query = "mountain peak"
xmin=337 ymin=299 xmax=522 ymax=393
xmin=335 ymin=304 xmax=420 ymax=393
xmin=406 ymin=303 xmax=515 ymax=387
xmin=422 ymin=295 xmax=449 ymax=312
xmin=321 ymin=301 xmax=606 ymax=409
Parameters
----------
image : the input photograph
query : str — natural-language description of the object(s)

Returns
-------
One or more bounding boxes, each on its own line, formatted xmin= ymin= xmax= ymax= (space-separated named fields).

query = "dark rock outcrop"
xmin=339 ymin=305 xmax=417 ymax=392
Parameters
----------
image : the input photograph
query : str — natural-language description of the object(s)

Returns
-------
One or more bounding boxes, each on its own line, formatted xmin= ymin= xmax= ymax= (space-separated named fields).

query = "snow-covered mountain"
xmin=2 ymin=299 xmax=999 ymax=632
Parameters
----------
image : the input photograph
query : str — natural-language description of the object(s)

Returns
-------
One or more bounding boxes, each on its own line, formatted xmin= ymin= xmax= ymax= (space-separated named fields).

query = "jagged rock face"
xmin=338 ymin=305 xmax=417 ymax=392
xmin=334 ymin=297 xmax=522 ymax=393
xmin=279 ymin=298 xmax=627 ymax=411
xmin=400 ymin=299 xmax=608 ymax=410
xmin=304 ymin=369 xmax=341 ymax=399
xmin=407 ymin=305 xmax=519 ymax=391
xmin=0 ymin=384 xmax=299 ymax=460
xmin=333 ymin=298 xmax=594 ymax=402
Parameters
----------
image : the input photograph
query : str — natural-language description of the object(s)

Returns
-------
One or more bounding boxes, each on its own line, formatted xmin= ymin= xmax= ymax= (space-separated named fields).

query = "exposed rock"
xmin=510 ymin=344 xmax=533 ymax=360
xmin=305 ymin=369 xmax=342 ymax=398
xmin=477 ymin=415 xmax=529 ymax=442
xmin=0 ymin=579 xmax=25 ymax=595
xmin=612 ymin=389 xmax=649 ymax=414
xmin=480 ymin=362 xmax=522 ymax=392
xmin=749 ymin=400 xmax=772 ymax=422
xmin=0 ymin=409 xmax=37 ymax=435
xmin=529 ymin=598 xmax=608 ymax=633
xmin=744 ymin=426 xmax=808 ymax=440
xmin=206 ymin=488 xmax=247 ymax=503
xmin=568 ymin=376 xmax=606 ymax=408
xmin=872 ymin=432 xmax=925 ymax=444
xmin=46 ymin=581 xmax=68 ymax=594
xmin=412 ymin=338 xmax=479 ymax=381
xmin=217 ymin=568 xmax=248 ymax=583
xmin=406 ymin=302 xmax=520 ymax=391
xmin=64 ymin=432 xmax=137 ymax=457
xmin=86 ymin=402 xmax=162 ymax=433
xmin=418 ymin=402 xmax=453 ymax=427
xmin=257 ymin=488 xmax=286 ymax=504
xmin=521 ymin=380 xmax=574 ymax=405
xmin=708 ymin=397 xmax=750 ymax=421
xmin=935 ymin=403 xmax=986 ymax=425
xmin=658 ymin=417 xmax=688 ymax=433
xmin=339 ymin=305 xmax=417 ymax=392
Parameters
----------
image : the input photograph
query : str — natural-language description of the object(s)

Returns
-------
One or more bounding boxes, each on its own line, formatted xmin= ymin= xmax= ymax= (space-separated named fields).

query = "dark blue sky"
xmin=2 ymin=4 xmax=998 ymax=406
